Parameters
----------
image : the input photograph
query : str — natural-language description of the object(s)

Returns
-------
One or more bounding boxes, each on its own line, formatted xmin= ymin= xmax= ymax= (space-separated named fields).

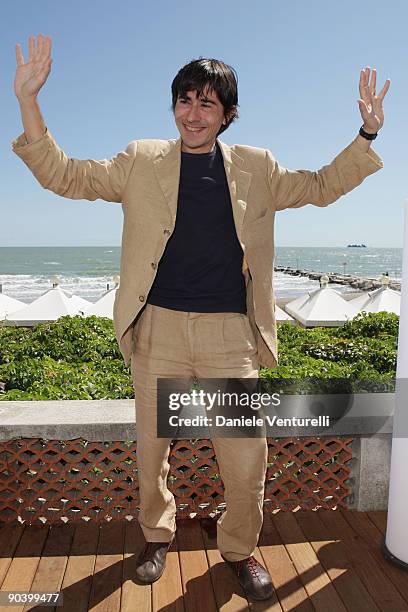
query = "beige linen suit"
xmin=12 ymin=130 xmax=382 ymax=559
xmin=12 ymin=131 xmax=382 ymax=369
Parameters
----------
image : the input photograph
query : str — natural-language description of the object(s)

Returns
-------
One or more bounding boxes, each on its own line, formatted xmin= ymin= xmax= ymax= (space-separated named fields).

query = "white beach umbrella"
xmin=349 ymin=275 xmax=401 ymax=316
xmin=284 ymin=274 xmax=355 ymax=327
xmin=275 ymin=304 xmax=295 ymax=325
xmin=4 ymin=278 xmax=92 ymax=326
xmin=80 ymin=276 xmax=120 ymax=319
xmin=81 ymin=287 xmax=118 ymax=319
xmin=69 ymin=294 xmax=92 ymax=312
xmin=0 ymin=293 xmax=26 ymax=321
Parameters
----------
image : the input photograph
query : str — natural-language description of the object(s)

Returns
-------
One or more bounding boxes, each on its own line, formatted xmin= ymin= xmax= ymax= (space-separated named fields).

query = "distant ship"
xmin=347 ymin=243 xmax=367 ymax=248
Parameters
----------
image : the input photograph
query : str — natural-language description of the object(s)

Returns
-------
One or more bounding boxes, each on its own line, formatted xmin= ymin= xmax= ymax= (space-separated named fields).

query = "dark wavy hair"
xmin=171 ymin=58 xmax=239 ymax=135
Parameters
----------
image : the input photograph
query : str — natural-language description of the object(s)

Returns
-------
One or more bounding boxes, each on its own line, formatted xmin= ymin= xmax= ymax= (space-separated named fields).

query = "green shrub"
xmin=0 ymin=316 xmax=132 ymax=400
xmin=331 ymin=311 xmax=399 ymax=339
xmin=0 ymin=312 xmax=398 ymax=400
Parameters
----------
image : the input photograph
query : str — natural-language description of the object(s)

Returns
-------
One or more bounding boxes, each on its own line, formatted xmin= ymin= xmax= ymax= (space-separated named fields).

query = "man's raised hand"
xmin=14 ymin=35 xmax=52 ymax=102
xmin=358 ymin=67 xmax=390 ymax=134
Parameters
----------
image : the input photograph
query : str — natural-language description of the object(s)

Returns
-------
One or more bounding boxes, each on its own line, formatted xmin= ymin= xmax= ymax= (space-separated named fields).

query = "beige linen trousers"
xmin=131 ymin=303 xmax=266 ymax=560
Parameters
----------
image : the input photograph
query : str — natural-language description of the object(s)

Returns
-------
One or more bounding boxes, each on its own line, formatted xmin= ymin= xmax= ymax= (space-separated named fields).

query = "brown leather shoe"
xmin=222 ymin=555 xmax=274 ymax=601
xmin=135 ymin=539 xmax=173 ymax=583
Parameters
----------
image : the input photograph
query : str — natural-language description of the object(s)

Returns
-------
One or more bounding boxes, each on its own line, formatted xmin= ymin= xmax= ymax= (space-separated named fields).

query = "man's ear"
xmin=223 ymin=106 xmax=236 ymax=125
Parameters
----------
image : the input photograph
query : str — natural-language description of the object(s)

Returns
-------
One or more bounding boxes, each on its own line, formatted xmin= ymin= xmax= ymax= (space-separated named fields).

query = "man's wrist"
xmin=18 ymin=96 xmax=38 ymax=108
xmin=356 ymin=133 xmax=372 ymax=152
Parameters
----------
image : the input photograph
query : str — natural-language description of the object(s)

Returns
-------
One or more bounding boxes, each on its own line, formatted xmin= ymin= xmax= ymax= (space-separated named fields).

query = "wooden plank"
xmin=59 ymin=522 xmax=100 ymax=612
xmin=318 ymin=509 xmax=407 ymax=611
xmin=0 ymin=525 xmax=49 ymax=612
xmin=177 ymin=519 xmax=217 ymax=612
xmin=199 ymin=517 xmax=249 ymax=611
xmin=23 ymin=523 xmax=75 ymax=612
xmin=341 ymin=509 xmax=408 ymax=604
xmin=152 ymin=528 xmax=184 ymax=612
xmin=88 ymin=521 xmax=125 ymax=612
xmin=121 ymin=520 xmax=151 ymax=612
xmin=3 ymin=512 xmax=401 ymax=612
xmin=294 ymin=509 xmax=380 ymax=611
xmin=366 ymin=511 xmax=387 ymax=536
xmin=273 ymin=511 xmax=347 ymax=612
xmin=0 ymin=524 xmax=24 ymax=587
xmin=259 ymin=513 xmax=313 ymax=612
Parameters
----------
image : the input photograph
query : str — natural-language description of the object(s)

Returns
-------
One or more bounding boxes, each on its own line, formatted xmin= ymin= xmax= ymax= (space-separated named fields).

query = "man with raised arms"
xmin=12 ymin=34 xmax=389 ymax=601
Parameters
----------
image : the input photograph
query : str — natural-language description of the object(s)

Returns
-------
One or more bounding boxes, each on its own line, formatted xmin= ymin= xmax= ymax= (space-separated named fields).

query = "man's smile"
xmin=183 ymin=124 xmax=205 ymax=133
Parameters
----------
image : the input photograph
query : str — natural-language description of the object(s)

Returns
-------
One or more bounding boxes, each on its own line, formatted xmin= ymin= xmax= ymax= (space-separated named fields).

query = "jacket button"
xmin=151 ymin=262 xmax=157 ymax=269
xmin=163 ymin=229 xmax=171 ymax=235
xmin=139 ymin=295 xmax=145 ymax=302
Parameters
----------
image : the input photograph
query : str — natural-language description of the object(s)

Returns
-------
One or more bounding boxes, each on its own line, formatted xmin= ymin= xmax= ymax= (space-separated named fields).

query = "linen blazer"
xmin=12 ymin=130 xmax=383 ymax=368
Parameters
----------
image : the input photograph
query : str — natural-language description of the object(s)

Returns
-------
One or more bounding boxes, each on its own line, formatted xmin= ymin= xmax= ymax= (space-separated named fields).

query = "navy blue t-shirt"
xmin=147 ymin=142 xmax=246 ymax=313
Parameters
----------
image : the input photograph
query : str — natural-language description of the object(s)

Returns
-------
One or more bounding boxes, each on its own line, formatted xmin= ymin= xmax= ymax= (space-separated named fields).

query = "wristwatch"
xmin=359 ymin=125 xmax=378 ymax=140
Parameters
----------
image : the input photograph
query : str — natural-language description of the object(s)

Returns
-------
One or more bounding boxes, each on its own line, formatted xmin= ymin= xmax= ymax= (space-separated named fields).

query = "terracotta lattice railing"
xmin=0 ymin=436 xmax=353 ymax=524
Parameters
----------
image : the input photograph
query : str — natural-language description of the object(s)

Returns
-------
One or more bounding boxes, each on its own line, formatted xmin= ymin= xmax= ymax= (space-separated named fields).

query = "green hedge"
xmin=0 ymin=312 xmax=398 ymax=400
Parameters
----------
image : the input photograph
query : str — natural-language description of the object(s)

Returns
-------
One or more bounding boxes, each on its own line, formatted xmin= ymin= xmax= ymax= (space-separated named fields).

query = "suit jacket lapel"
xmin=217 ymin=139 xmax=252 ymax=247
xmin=153 ymin=138 xmax=182 ymax=225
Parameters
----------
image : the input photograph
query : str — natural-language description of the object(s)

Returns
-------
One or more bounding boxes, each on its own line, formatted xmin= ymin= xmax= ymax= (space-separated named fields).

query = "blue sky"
xmin=1 ymin=0 xmax=406 ymax=247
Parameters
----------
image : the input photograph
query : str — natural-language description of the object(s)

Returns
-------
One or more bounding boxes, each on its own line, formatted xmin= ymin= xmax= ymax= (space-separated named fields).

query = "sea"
xmin=0 ymin=246 xmax=402 ymax=304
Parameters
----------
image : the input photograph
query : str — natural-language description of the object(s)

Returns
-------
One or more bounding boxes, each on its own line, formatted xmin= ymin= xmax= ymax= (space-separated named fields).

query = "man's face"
xmin=174 ymin=86 xmax=227 ymax=154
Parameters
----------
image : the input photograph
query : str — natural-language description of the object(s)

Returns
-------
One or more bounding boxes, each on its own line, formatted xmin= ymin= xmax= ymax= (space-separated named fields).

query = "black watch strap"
xmin=359 ymin=125 xmax=378 ymax=140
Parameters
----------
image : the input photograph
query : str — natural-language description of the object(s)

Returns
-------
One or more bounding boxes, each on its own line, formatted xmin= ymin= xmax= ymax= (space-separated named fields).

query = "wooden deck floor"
xmin=0 ymin=509 xmax=407 ymax=611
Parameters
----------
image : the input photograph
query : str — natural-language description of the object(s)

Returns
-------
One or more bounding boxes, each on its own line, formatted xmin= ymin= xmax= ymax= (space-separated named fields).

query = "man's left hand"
xmin=358 ymin=67 xmax=390 ymax=134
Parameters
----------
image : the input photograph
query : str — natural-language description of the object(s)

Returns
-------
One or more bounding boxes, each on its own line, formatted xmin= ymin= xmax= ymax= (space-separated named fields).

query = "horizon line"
xmin=0 ymin=245 xmax=403 ymax=249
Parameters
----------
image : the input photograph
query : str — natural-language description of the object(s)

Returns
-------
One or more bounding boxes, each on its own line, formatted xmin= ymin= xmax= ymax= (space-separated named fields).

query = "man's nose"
xmin=186 ymin=103 xmax=200 ymax=122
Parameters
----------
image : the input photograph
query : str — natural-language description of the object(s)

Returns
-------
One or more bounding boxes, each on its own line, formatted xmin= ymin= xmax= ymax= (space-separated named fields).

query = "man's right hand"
xmin=14 ymin=34 xmax=52 ymax=102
